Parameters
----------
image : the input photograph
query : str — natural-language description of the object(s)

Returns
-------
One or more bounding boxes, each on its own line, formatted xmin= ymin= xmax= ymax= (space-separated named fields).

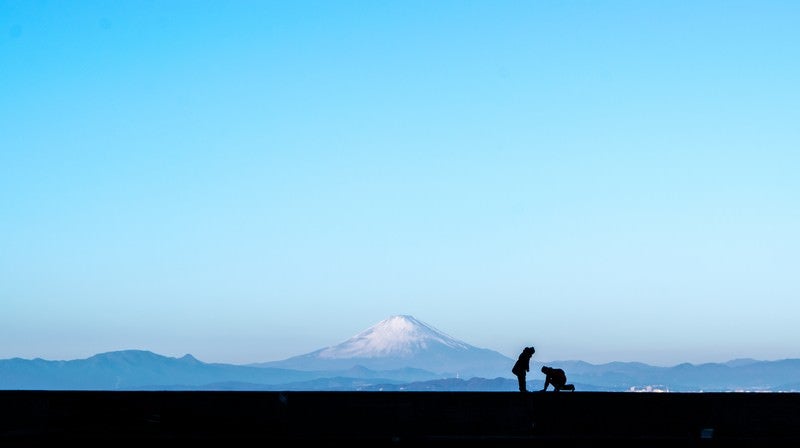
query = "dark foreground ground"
xmin=2 ymin=390 xmax=799 ymax=447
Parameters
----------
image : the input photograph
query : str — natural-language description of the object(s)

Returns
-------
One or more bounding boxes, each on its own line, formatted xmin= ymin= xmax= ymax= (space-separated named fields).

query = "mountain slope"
xmin=251 ymin=315 xmax=515 ymax=379
xmin=0 ymin=350 xmax=326 ymax=390
xmin=0 ymin=349 xmax=446 ymax=390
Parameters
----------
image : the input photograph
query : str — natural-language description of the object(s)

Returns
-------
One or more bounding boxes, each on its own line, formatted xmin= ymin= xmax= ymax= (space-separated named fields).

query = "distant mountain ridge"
xmin=0 ymin=349 xmax=443 ymax=390
xmin=2 ymin=315 xmax=799 ymax=391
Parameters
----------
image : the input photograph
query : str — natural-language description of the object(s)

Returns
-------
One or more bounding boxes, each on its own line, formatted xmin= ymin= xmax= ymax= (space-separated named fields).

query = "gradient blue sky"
xmin=2 ymin=1 xmax=798 ymax=367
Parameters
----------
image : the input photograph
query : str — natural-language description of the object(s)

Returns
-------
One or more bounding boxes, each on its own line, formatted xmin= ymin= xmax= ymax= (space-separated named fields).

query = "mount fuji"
xmin=251 ymin=315 xmax=514 ymax=379
xmin=4 ymin=314 xmax=800 ymax=390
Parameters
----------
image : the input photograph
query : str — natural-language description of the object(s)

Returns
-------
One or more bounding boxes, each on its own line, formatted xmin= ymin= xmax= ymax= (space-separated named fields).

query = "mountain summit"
xmin=315 ymin=315 xmax=471 ymax=359
xmin=256 ymin=315 xmax=514 ymax=379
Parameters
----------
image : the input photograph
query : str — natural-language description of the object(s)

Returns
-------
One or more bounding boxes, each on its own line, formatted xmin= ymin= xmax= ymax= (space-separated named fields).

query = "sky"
xmin=1 ymin=1 xmax=798 ymax=368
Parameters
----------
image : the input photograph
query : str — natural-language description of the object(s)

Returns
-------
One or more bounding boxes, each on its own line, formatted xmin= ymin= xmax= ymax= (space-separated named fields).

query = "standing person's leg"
xmin=517 ymin=373 xmax=526 ymax=392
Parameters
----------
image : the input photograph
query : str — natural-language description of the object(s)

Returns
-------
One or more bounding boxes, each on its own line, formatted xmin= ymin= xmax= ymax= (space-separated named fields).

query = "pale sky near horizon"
xmin=2 ymin=1 xmax=798 ymax=368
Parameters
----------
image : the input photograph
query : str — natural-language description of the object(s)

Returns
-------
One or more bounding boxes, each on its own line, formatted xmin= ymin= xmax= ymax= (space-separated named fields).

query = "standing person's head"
xmin=525 ymin=346 xmax=535 ymax=355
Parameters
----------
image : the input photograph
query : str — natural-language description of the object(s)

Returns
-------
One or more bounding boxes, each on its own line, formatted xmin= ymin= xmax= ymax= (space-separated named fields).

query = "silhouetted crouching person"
xmin=511 ymin=346 xmax=535 ymax=392
xmin=540 ymin=366 xmax=575 ymax=392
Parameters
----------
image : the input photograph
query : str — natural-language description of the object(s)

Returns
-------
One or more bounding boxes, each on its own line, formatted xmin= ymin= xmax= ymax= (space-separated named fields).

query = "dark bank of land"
xmin=2 ymin=390 xmax=799 ymax=446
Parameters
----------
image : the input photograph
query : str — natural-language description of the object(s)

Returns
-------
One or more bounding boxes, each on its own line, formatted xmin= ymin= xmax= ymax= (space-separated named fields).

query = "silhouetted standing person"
xmin=540 ymin=365 xmax=575 ymax=392
xmin=512 ymin=346 xmax=535 ymax=392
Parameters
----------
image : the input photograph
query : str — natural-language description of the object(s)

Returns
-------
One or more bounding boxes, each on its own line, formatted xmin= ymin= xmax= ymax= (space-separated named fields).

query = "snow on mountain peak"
xmin=316 ymin=315 xmax=472 ymax=359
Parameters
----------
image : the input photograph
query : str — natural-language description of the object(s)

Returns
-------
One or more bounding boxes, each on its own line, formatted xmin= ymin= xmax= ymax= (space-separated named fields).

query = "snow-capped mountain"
xmin=316 ymin=315 xmax=472 ymax=358
xmin=252 ymin=315 xmax=515 ymax=379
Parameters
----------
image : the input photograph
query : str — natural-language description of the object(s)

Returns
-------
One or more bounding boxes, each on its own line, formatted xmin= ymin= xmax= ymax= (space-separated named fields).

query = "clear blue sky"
xmin=2 ymin=1 xmax=798 ymax=367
